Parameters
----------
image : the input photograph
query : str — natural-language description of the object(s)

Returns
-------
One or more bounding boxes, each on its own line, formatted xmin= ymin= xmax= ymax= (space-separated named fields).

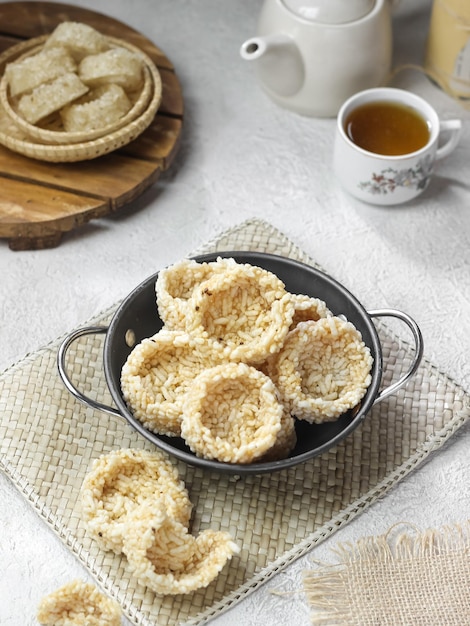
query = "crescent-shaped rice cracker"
xmin=122 ymin=499 xmax=239 ymax=595
xmin=269 ymin=318 xmax=373 ymax=423
xmin=37 ymin=580 xmax=121 ymax=626
xmin=155 ymin=257 xmax=239 ymax=329
xmin=290 ymin=293 xmax=332 ymax=329
xmin=81 ymin=449 xmax=192 ymax=554
xmin=121 ymin=329 xmax=221 ymax=437
xmin=124 ymin=498 xmax=197 ymax=574
xmin=187 ymin=261 xmax=294 ymax=364
xmin=181 ymin=363 xmax=283 ymax=463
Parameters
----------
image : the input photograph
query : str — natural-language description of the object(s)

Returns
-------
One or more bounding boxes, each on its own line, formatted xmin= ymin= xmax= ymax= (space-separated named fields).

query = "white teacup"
xmin=333 ymin=87 xmax=462 ymax=205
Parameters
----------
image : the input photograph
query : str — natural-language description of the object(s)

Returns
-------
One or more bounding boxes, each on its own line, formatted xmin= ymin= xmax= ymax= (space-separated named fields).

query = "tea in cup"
xmin=333 ymin=87 xmax=462 ymax=205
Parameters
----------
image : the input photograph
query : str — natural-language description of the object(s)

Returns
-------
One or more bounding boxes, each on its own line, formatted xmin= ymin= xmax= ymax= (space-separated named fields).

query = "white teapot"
xmin=240 ymin=0 xmax=395 ymax=117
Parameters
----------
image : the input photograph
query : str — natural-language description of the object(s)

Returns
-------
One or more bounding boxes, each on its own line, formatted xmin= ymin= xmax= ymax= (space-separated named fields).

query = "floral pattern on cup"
xmin=358 ymin=155 xmax=434 ymax=195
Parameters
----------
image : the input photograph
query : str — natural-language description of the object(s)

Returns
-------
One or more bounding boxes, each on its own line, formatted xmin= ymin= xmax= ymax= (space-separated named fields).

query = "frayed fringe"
xmin=331 ymin=520 xmax=470 ymax=563
xmin=303 ymin=520 xmax=470 ymax=625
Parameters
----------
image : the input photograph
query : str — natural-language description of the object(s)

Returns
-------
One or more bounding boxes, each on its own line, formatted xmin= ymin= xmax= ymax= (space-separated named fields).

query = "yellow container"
xmin=425 ymin=0 xmax=470 ymax=97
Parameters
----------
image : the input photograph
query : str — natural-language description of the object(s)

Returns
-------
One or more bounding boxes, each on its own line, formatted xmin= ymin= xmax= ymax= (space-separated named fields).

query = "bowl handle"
xmin=368 ymin=309 xmax=424 ymax=405
xmin=57 ymin=325 xmax=124 ymax=419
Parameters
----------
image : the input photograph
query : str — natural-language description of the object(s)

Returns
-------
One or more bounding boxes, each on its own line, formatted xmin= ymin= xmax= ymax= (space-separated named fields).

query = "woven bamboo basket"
xmin=0 ymin=35 xmax=162 ymax=161
xmin=0 ymin=41 xmax=156 ymax=144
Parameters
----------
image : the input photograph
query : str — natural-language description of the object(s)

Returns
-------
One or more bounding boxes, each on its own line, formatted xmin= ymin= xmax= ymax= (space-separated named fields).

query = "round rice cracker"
xmin=257 ymin=293 xmax=332 ymax=381
xmin=269 ymin=318 xmax=373 ymax=423
xmin=155 ymin=257 xmax=240 ymax=330
xmin=290 ymin=293 xmax=332 ymax=329
xmin=187 ymin=261 xmax=295 ymax=365
xmin=81 ymin=448 xmax=192 ymax=554
xmin=259 ymin=406 xmax=297 ymax=462
xmin=37 ymin=580 xmax=121 ymax=626
xmin=181 ymin=362 xmax=283 ymax=464
xmin=122 ymin=499 xmax=239 ymax=595
xmin=121 ymin=329 xmax=221 ymax=437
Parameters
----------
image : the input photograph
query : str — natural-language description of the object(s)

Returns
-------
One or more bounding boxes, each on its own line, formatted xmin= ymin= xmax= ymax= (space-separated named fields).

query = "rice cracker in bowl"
xmin=121 ymin=329 xmax=222 ymax=437
xmin=269 ymin=317 xmax=373 ymax=423
xmin=43 ymin=21 xmax=109 ymax=61
xmin=78 ymin=46 xmax=144 ymax=91
xmin=290 ymin=293 xmax=332 ymax=328
xmin=4 ymin=46 xmax=77 ymax=98
xmin=81 ymin=448 xmax=192 ymax=554
xmin=60 ymin=83 xmax=132 ymax=133
xmin=16 ymin=72 xmax=89 ymax=124
xmin=155 ymin=257 xmax=241 ymax=330
xmin=259 ymin=406 xmax=297 ymax=462
xmin=122 ymin=498 xmax=239 ymax=594
xmin=187 ymin=260 xmax=295 ymax=364
xmin=181 ymin=362 xmax=283 ymax=463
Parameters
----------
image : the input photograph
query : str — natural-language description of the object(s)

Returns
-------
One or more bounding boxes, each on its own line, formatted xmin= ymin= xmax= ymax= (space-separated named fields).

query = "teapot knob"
xmin=282 ymin=0 xmax=376 ymax=24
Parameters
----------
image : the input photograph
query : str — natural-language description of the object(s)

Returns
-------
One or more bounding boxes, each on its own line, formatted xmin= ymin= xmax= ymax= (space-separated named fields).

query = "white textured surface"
xmin=1 ymin=0 xmax=470 ymax=624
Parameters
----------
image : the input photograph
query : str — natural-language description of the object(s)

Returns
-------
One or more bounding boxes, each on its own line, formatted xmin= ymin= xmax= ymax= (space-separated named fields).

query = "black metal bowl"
xmin=58 ymin=251 xmax=423 ymax=474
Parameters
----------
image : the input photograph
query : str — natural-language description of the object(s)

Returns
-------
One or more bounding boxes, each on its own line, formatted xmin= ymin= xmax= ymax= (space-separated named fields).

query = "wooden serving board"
xmin=0 ymin=2 xmax=183 ymax=250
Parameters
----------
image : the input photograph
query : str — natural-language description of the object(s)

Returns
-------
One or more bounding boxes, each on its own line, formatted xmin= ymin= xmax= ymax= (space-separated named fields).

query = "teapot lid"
xmin=281 ymin=0 xmax=376 ymax=24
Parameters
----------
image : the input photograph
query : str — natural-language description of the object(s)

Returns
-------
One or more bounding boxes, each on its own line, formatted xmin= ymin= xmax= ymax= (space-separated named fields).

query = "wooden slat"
xmin=121 ymin=116 xmax=183 ymax=166
xmin=0 ymin=175 xmax=109 ymax=248
xmin=0 ymin=148 xmax=162 ymax=204
xmin=159 ymin=69 xmax=185 ymax=118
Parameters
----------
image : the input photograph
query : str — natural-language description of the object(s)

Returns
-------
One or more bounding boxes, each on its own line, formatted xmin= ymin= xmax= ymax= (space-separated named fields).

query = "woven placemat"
xmin=1 ymin=218 xmax=469 ymax=626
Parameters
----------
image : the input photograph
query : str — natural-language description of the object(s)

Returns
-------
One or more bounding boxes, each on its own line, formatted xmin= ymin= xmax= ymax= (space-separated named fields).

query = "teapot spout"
xmin=240 ymin=34 xmax=304 ymax=97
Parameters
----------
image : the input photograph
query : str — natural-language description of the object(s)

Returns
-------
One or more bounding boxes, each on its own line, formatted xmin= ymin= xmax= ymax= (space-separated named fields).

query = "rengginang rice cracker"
xmin=37 ymin=579 xmax=121 ymax=626
xmin=122 ymin=498 xmax=239 ymax=595
xmin=81 ymin=448 xmax=192 ymax=554
xmin=181 ymin=362 xmax=283 ymax=463
xmin=121 ymin=329 xmax=222 ymax=437
xmin=186 ymin=260 xmax=295 ymax=365
xmin=268 ymin=317 xmax=373 ymax=423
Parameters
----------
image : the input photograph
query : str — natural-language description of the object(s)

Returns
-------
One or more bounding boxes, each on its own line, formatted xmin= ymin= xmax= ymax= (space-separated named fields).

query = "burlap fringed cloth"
xmin=1 ymin=218 xmax=469 ymax=625
xmin=304 ymin=521 xmax=470 ymax=624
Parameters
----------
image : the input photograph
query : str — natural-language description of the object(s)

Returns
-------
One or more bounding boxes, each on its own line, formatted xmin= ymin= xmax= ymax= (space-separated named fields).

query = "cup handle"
xmin=436 ymin=119 xmax=462 ymax=160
